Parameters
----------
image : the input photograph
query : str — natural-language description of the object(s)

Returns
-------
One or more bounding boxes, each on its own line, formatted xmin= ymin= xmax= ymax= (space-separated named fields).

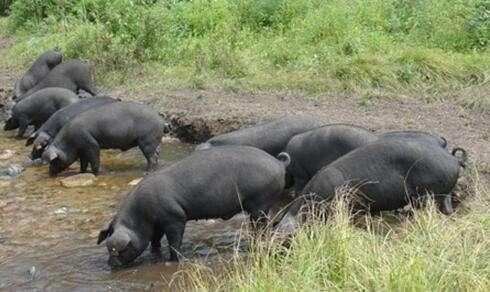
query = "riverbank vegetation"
xmin=0 ymin=0 xmax=488 ymax=109
xmin=183 ymin=170 xmax=489 ymax=291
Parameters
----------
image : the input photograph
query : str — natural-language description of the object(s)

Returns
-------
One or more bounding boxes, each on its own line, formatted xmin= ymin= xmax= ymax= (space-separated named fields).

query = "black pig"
xmin=4 ymin=87 xmax=79 ymax=137
xmin=27 ymin=96 xmax=118 ymax=159
xmin=97 ymin=146 xmax=291 ymax=265
xmin=43 ymin=102 xmax=170 ymax=176
xmin=13 ymin=50 xmax=63 ymax=99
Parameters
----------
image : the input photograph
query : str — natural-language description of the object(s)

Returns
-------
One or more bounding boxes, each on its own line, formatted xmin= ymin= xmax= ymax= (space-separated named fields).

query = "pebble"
xmin=0 ymin=200 xmax=7 ymax=208
xmin=27 ymin=266 xmax=37 ymax=280
xmin=0 ymin=150 xmax=15 ymax=160
xmin=0 ymin=180 xmax=10 ymax=188
xmin=161 ymin=136 xmax=180 ymax=143
xmin=128 ymin=178 xmax=142 ymax=186
xmin=54 ymin=206 xmax=73 ymax=215
xmin=60 ymin=173 xmax=96 ymax=188
xmin=89 ymin=229 xmax=100 ymax=238
xmin=7 ymin=163 xmax=23 ymax=176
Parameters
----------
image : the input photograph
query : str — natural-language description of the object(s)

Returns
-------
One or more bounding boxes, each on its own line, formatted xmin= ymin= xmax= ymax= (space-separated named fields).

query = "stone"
xmin=60 ymin=173 xmax=96 ymax=188
xmin=7 ymin=163 xmax=23 ymax=176
xmin=89 ymin=229 xmax=100 ymax=238
xmin=0 ymin=150 xmax=15 ymax=160
xmin=128 ymin=177 xmax=143 ymax=186
xmin=0 ymin=200 xmax=7 ymax=208
xmin=0 ymin=180 xmax=10 ymax=188
xmin=161 ymin=136 xmax=180 ymax=143
xmin=54 ymin=206 xmax=73 ymax=215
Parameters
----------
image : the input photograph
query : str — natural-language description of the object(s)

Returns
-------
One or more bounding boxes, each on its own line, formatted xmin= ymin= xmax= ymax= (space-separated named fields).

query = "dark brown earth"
xmin=2 ymin=77 xmax=489 ymax=165
xmin=104 ymin=88 xmax=489 ymax=167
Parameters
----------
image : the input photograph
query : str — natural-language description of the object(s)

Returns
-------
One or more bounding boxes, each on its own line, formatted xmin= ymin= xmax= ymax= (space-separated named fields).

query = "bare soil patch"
xmin=107 ymin=87 xmax=489 ymax=167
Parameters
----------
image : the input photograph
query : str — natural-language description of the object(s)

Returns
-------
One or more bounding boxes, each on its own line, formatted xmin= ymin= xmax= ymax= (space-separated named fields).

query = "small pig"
xmin=13 ymin=50 xmax=63 ymax=99
xmin=42 ymin=101 xmax=170 ymax=176
xmin=276 ymin=140 xmax=467 ymax=234
xmin=26 ymin=96 xmax=118 ymax=159
xmin=15 ymin=59 xmax=95 ymax=101
xmin=3 ymin=87 xmax=79 ymax=138
xmin=196 ymin=116 xmax=324 ymax=156
xmin=97 ymin=146 xmax=291 ymax=265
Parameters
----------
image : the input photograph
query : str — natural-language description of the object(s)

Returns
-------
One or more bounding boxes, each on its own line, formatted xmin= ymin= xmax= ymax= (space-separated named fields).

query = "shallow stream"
xmin=0 ymin=128 xmax=249 ymax=290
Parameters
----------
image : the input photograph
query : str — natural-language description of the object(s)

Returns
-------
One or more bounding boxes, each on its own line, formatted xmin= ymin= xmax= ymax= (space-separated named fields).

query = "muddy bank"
xmin=1 ymin=79 xmax=488 ymax=164
xmin=119 ymin=88 xmax=489 ymax=166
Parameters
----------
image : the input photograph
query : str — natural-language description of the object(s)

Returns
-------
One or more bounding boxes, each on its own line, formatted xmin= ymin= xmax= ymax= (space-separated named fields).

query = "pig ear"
xmin=43 ymin=147 xmax=58 ymax=162
xmin=48 ymin=149 xmax=58 ymax=161
xmin=97 ymin=220 xmax=115 ymax=244
xmin=25 ymin=133 xmax=37 ymax=146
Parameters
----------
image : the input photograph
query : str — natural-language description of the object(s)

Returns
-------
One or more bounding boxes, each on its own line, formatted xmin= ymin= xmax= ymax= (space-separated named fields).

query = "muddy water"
xmin=0 ymin=129 xmax=249 ymax=291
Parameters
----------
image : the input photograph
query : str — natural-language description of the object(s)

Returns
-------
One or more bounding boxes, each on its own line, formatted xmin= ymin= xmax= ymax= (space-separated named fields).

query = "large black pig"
xmin=196 ymin=116 xmax=324 ymax=156
xmin=4 ymin=87 xmax=79 ymax=137
xmin=42 ymin=102 xmax=169 ymax=176
xmin=27 ymin=96 xmax=118 ymax=159
xmin=276 ymin=139 xmax=467 ymax=234
xmin=13 ymin=50 xmax=63 ymax=99
xmin=284 ymin=125 xmax=449 ymax=192
xmin=97 ymin=146 xmax=291 ymax=266
xmin=15 ymin=59 xmax=95 ymax=101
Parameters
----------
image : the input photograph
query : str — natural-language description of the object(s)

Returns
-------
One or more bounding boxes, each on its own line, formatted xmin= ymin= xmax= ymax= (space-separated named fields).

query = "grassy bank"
xmin=182 ymin=170 xmax=489 ymax=291
xmin=0 ymin=0 xmax=488 ymax=108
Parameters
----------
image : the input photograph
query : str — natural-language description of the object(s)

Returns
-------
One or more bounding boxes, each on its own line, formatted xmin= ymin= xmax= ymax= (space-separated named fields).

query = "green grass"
xmin=0 ymin=0 xmax=488 ymax=107
xmin=181 ymin=170 xmax=489 ymax=291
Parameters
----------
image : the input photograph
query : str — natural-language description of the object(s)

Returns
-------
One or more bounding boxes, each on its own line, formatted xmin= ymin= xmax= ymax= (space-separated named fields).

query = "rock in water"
xmin=60 ymin=173 xmax=96 ymax=188
xmin=7 ymin=164 xmax=23 ymax=176
xmin=0 ymin=150 xmax=15 ymax=160
xmin=0 ymin=180 xmax=10 ymax=188
xmin=128 ymin=177 xmax=143 ymax=186
xmin=54 ymin=206 xmax=73 ymax=215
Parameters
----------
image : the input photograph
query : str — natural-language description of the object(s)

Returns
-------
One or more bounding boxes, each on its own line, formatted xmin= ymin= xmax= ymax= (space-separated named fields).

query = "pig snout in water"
xmin=97 ymin=146 xmax=290 ymax=265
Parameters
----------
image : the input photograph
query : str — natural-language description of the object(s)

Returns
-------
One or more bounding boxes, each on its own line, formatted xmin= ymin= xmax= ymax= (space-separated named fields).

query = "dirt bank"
xmin=1 ymin=64 xmax=488 ymax=165
xmin=106 ymin=88 xmax=489 ymax=166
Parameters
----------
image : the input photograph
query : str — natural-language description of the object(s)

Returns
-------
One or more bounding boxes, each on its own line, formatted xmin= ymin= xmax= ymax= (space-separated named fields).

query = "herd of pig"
xmin=2 ymin=50 xmax=468 ymax=267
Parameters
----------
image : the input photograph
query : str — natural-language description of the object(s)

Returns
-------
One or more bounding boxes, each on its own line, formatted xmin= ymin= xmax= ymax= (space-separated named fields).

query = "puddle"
xmin=0 ymin=128 xmax=250 ymax=290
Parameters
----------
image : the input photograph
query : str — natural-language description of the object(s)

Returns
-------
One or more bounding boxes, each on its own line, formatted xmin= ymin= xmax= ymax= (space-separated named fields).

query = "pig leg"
xmin=79 ymin=152 xmax=89 ymax=173
xmin=165 ymin=220 xmax=185 ymax=261
xmin=151 ymin=228 xmax=164 ymax=252
xmin=16 ymin=119 xmax=29 ymax=138
xmin=85 ymin=143 xmax=101 ymax=174
xmin=138 ymin=138 xmax=160 ymax=171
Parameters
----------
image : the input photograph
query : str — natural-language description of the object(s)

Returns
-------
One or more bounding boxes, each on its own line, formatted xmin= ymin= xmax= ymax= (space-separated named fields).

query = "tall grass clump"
xmin=0 ymin=0 xmax=489 ymax=104
xmin=181 ymin=171 xmax=489 ymax=291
